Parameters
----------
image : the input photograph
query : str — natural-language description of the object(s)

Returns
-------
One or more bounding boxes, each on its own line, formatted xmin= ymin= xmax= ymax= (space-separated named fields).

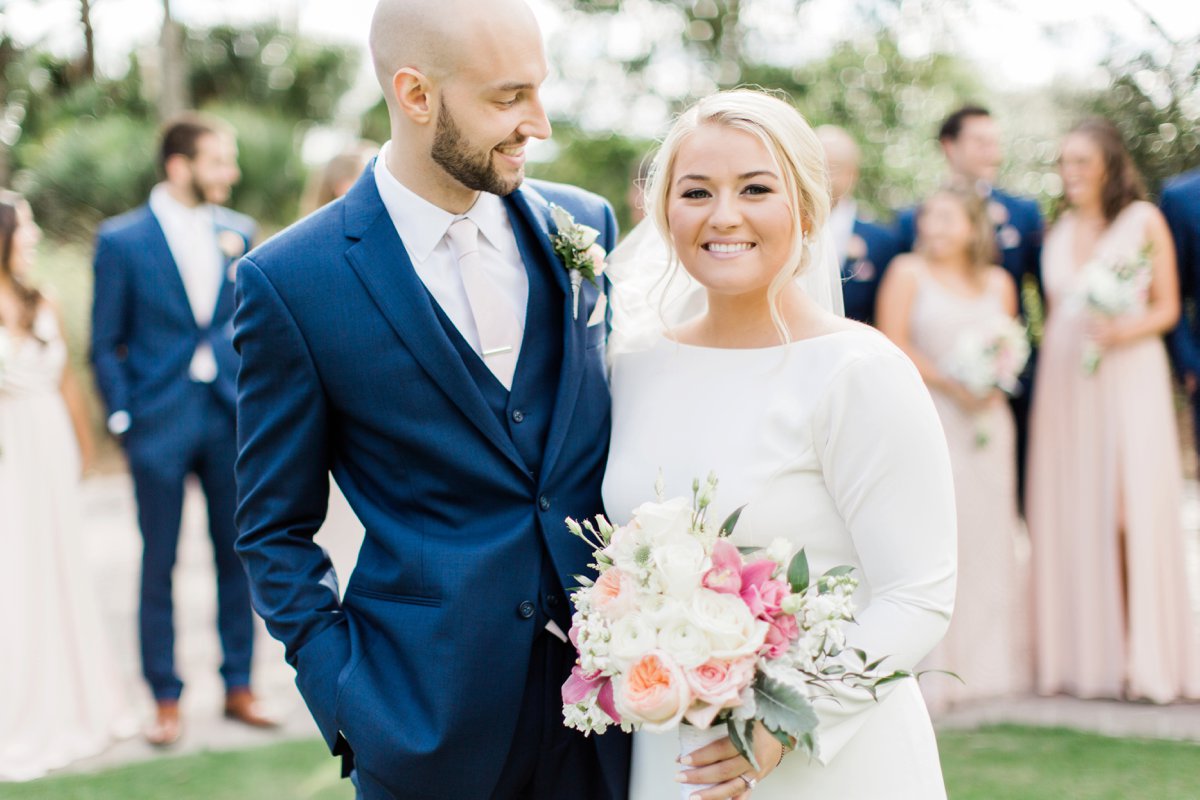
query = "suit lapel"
xmin=341 ymin=175 xmax=529 ymax=475
xmin=506 ymin=186 xmax=586 ymax=482
xmin=142 ymin=209 xmax=199 ymax=328
xmin=210 ymin=222 xmax=246 ymax=327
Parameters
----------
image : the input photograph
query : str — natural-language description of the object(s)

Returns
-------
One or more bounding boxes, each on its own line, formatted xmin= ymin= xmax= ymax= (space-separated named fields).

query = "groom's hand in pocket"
xmin=675 ymin=720 xmax=785 ymax=799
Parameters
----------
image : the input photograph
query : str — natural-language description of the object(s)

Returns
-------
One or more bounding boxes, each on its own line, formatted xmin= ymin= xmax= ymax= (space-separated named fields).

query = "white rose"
xmin=632 ymin=497 xmax=693 ymax=545
xmin=657 ymin=619 xmax=712 ymax=669
xmin=652 ymin=533 xmax=707 ymax=599
xmin=608 ymin=613 xmax=657 ymax=671
xmin=640 ymin=594 xmax=689 ymax=629
xmin=689 ymin=588 xmax=768 ymax=660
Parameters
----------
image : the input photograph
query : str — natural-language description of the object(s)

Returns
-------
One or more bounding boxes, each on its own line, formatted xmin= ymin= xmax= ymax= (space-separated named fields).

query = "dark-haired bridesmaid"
xmin=1027 ymin=118 xmax=1200 ymax=703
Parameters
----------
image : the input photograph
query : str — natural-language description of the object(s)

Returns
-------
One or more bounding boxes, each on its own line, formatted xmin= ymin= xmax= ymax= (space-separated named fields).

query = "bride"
xmin=601 ymin=90 xmax=957 ymax=799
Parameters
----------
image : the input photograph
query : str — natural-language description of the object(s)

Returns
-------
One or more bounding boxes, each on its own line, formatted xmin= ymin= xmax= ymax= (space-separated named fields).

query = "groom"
xmin=232 ymin=0 xmax=629 ymax=797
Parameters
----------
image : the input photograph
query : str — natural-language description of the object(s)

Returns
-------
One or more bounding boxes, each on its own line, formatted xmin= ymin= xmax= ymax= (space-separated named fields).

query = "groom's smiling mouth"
xmin=494 ymin=142 xmax=527 ymax=167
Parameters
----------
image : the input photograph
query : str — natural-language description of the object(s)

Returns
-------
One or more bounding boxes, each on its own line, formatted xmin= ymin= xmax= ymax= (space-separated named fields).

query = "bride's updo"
xmin=643 ymin=88 xmax=831 ymax=299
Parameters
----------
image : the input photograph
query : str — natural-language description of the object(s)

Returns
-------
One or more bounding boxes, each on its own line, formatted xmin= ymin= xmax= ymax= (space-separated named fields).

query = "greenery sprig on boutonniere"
xmin=549 ymin=204 xmax=606 ymax=320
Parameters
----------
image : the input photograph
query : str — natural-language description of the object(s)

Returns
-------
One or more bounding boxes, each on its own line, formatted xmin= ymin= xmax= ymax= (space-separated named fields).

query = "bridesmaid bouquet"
xmin=942 ymin=318 xmax=1031 ymax=447
xmin=561 ymin=473 xmax=907 ymax=776
xmin=1080 ymin=245 xmax=1153 ymax=375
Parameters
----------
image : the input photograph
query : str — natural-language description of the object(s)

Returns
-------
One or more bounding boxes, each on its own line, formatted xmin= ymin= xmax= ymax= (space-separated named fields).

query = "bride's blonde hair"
xmin=642 ymin=89 xmax=831 ymax=342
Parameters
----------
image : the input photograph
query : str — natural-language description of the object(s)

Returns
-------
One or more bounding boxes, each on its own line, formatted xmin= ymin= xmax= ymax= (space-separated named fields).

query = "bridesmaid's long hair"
xmin=0 ymin=192 xmax=43 ymax=336
xmin=916 ymin=183 xmax=998 ymax=271
xmin=643 ymin=88 xmax=831 ymax=343
xmin=1067 ymin=117 xmax=1146 ymax=223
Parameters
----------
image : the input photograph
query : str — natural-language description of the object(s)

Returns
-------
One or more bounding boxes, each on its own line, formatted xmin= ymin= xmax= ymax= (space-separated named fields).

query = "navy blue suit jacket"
xmin=1164 ymin=169 xmax=1200 ymax=377
xmin=232 ymin=165 xmax=628 ymax=798
xmin=91 ymin=204 xmax=255 ymax=437
xmin=895 ymin=187 xmax=1044 ymax=314
xmin=841 ymin=217 xmax=900 ymax=325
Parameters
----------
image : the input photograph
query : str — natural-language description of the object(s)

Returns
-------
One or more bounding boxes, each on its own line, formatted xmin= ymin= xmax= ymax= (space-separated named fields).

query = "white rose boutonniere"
xmin=549 ymin=204 xmax=606 ymax=320
xmin=218 ymin=230 xmax=247 ymax=281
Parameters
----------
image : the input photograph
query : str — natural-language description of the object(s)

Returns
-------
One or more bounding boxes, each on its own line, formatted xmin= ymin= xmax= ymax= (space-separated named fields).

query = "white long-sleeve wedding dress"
xmin=602 ymin=328 xmax=957 ymax=799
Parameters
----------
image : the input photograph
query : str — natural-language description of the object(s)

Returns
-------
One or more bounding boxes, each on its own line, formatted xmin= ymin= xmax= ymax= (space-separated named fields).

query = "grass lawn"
xmin=6 ymin=726 xmax=1200 ymax=799
xmin=939 ymin=725 xmax=1200 ymax=799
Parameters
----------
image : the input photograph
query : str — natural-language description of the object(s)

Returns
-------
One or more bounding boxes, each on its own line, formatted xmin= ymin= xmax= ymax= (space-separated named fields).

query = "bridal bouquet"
xmin=561 ymin=474 xmax=906 ymax=775
xmin=1080 ymin=244 xmax=1152 ymax=375
xmin=942 ymin=317 xmax=1031 ymax=447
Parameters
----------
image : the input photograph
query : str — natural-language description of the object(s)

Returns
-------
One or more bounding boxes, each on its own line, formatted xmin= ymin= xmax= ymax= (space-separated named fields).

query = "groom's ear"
xmin=393 ymin=68 xmax=435 ymax=125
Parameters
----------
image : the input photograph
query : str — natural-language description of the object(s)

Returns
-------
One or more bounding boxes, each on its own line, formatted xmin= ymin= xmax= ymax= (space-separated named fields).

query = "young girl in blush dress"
xmin=877 ymin=184 xmax=1033 ymax=714
xmin=1027 ymin=118 xmax=1200 ymax=703
xmin=0 ymin=193 xmax=136 ymax=781
xmin=603 ymin=90 xmax=957 ymax=800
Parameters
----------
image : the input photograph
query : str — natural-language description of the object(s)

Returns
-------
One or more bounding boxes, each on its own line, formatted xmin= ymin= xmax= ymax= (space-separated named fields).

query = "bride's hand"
xmin=676 ymin=720 xmax=786 ymax=799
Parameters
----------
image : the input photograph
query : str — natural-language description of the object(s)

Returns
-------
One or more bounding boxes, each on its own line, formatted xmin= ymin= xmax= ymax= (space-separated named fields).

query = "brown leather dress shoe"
xmin=223 ymin=688 xmax=279 ymax=728
xmin=146 ymin=700 xmax=182 ymax=747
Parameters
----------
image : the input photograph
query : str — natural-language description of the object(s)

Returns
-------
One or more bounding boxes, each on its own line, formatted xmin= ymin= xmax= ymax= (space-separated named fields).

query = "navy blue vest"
xmin=428 ymin=206 xmax=570 ymax=633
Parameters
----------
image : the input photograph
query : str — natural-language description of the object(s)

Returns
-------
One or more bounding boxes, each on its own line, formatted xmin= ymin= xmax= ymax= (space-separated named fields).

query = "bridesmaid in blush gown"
xmin=876 ymin=184 xmax=1032 ymax=714
xmin=604 ymin=90 xmax=956 ymax=800
xmin=0 ymin=193 xmax=137 ymax=781
xmin=1027 ymin=118 xmax=1200 ymax=703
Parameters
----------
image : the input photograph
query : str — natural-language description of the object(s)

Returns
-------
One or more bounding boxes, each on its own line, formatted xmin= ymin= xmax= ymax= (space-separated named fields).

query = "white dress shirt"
xmin=829 ymin=197 xmax=858 ymax=265
xmin=148 ymin=184 xmax=223 ymax=383
xmin=373 ymin=142 xmax=529 ymax=358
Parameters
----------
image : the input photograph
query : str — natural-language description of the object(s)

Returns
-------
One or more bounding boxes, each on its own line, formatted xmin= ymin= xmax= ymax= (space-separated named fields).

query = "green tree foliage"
xmin=528 ymin=125 xmax=654 ymax=233
xmin=741 ymin=34 xmax=983 ymax=217
xmin=6 ymin=24 xmax=357 ymax=241
xmin=187 ymin=26 xmax=357 ymax=125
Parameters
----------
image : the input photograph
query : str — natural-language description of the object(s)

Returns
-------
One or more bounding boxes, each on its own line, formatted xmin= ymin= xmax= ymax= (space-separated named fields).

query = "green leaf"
xmin=737 ymin=546 xmax=764 ymax=556
xmin=754 ymin=673 xmax=820 ymax=743
xmin=719 ymin=504 xmax=747 ymax=537
xmin=787 ymin=548 xmax=810 ymax=594
xmin=725 ymin=718 xmax=761 ymax=773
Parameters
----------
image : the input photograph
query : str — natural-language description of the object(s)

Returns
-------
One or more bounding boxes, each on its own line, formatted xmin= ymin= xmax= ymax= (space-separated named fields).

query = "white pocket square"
xmin=586 ymin=293 xmax=607 ymax=327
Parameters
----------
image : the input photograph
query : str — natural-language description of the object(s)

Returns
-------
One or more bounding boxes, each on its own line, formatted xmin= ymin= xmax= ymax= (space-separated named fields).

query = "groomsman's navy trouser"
xmin=125 ymin=382 xmax=254 ymax=701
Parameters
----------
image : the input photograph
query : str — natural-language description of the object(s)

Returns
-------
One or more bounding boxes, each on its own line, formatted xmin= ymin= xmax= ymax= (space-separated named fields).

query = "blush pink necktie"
xmin=445 ymin=218 xmax=522 ymax=389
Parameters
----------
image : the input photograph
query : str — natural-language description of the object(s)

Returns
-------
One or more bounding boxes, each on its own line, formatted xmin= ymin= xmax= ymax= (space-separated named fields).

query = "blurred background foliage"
xmin=0 ymin=0 xmax=1195 ymax=239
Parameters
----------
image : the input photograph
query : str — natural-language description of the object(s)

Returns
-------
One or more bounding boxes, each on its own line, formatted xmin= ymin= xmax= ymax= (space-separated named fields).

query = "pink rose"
xmin=742 ymin=577 xmax=789 ymax=621
xmin=762 ymin=613 xmax=800 ymax=659
xmin=683 ymin=658 xmax=757 ymax=729
xmin=614 ymin=651 xmax=691 ymax=732
xmin=592 ymin=567 xmax=638 ymax=619
xmin=702 ymin=539 xmax=744 ymax=595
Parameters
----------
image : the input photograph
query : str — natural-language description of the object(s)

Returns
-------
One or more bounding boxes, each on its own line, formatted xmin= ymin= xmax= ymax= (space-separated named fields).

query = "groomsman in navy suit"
xmin=91 ymin=114 xmax=275 ymax=746
xmin=894 ymin=106 xmax=1044 ymax=507
xmin=1164 ymin=167 xmax=1200 ymax=451
xmin=817 ymin=125 xmax=900 ymax=325
xmin=232 ymin=1 xmax=628 ymax=798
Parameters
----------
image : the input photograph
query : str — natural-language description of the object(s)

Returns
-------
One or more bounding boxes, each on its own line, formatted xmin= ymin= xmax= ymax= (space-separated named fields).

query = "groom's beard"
xmin=431 ymin=101 xmax=523 ymax=197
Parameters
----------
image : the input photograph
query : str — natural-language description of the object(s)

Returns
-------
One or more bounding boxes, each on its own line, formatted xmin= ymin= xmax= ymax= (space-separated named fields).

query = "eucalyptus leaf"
xmin=787 ymin=548 xmax=810 ymax=594
xmin=737 ymin=546 xmax=764 ymax=556
xmin=754 ymin=673 xmax=819 ymax=742
xmin=719 ymin=504 xmax=747 ymax=537
xmin=725 ymin=718 xmax=761 ymax=773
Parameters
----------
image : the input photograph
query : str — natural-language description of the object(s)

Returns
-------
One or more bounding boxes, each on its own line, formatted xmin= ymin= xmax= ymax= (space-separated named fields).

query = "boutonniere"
xmin=549 ymin=204 xmax=606 ymax=320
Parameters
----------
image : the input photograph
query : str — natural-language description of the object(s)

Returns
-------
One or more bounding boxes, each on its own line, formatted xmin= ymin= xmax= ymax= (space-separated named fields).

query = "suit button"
xmin=512 ymin=409 xmax=525 ymax=423
xmin=546 ymin=594 xmax=560 ymax=608
xmin=539 ymin=496 xmax=551 ymax=511
xmin=518 ymin=601 xmax=536 ymax=619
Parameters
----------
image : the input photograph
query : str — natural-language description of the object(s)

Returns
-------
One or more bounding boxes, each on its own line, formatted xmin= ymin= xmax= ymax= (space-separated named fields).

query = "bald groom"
xmin=231 ymin=1 xmax=629 ymax=797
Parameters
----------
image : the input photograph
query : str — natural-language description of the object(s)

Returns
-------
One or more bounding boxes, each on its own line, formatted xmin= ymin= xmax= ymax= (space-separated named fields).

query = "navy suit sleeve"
xmin=894 ymin=208 xmax=917 ymax=254
xmin=1163 ymin=188 xmax=1200 ymax=376
xmin=1022 ymin=200 xmax=1046 ymax=295
xmin=232 ymin=256 xmax=350 ymax=752
xmin=90 ymin=231 xmax=132 ymax=416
